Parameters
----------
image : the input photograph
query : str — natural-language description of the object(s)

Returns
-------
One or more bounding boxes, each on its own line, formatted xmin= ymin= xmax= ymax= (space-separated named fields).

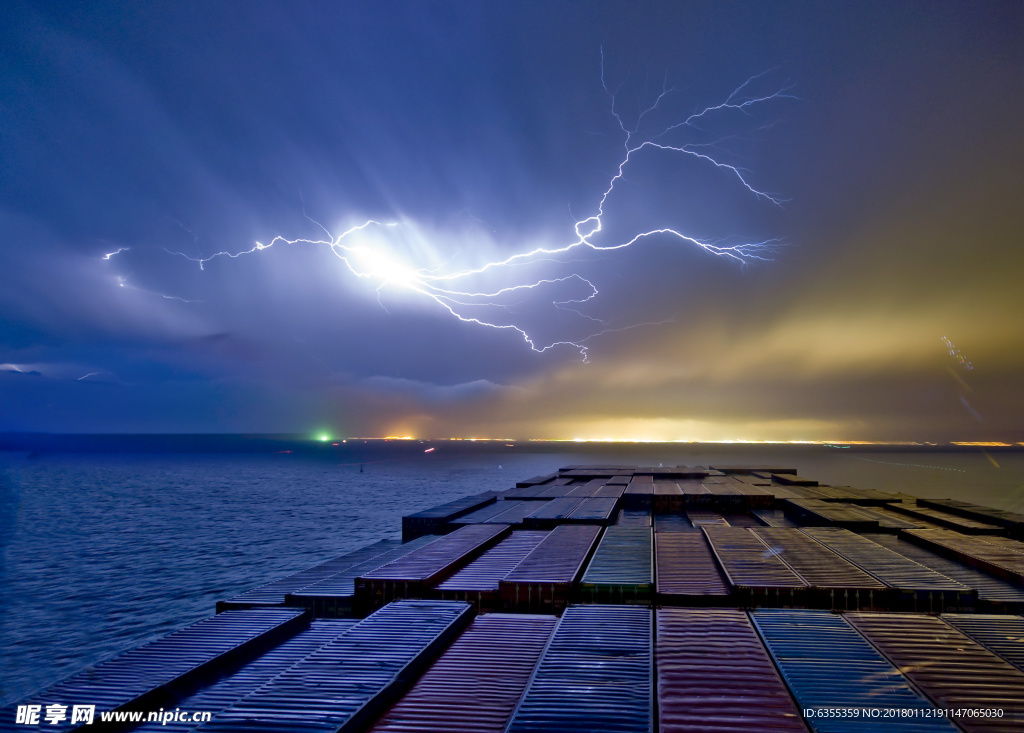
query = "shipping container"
xmin=779 ymin=486 xmax=831 ymax=500
xmin=616 ymin=507 xmax=652 ymax=527
xmin=580 ymin=526 xmax=652 ymax=604
xmin=467 ymin=500 xmax=549 ymax=526
xmin=782 ymin=499 xmax=880 ymax=531
xmin=702 ymin=482 xmax=744 ymax=509
xmin=566 ymin=483 xmax=602 ymax=497
xmin=637 ymin=466 xmax=677 ymax=477
xmin=801 ymin=528 xmax=973 ymax=612
xmin=500 ymin=524 xmax=601 ymax=612
xmin=652 ymin=482 xmax=684 ymax=512
xmin=537 ymin=484 xmax=579 ymax=498
xmin=917 ymin=498 xmax=1024 ymax=539
xmin=723 ymin=474 xmax=768 ymax=486
xmin=809 ymin=486 xmax=881 ymax=504
xmin=864 ymin=534 xmax=1024 ymax=612
xmin=940 ymin=614 xmax=1024 ymax=672
xmin=654 ymin=531 xmax=730 ymax=603
xmin=806 ymin=486 xmax=898 ymax=506
xmin=719 ymin=512 xmax=762 ymax=528
xmin=356 ymin=524 xmax=510 ymax=611
xmin=841 ymin=505 xmax=936 ymax=531
xmin=285 ymin=534 xmax=439 ymax=618
xmin=687 ymin=510 xmax=730 ymax=528
xmin=753 ymin=509 xmax=801 ymax=527
xmin=515 ymin=473 xmax=558 ymax=488
xmin=195 ymin=600 xmax=473 ymax=733
xmin=803 ymin=485 xmax=853 ymax=501
xmin=623 ymin=477 xmax=656 ymax=508
xmin=566 ymin=496 xmax=619 ymax=524
xmin=367 ymin=614 xmax=556 ymax=733
xmin=842 ymin=487 xmax=903 ymax=505
xmin=976 ymin=534 xmax=1024 ymax=556
xmin=703 ymin=527 xmax=807 ymax=606
xmin=678 ymin=480 xmax=712 ymax=507
xmin=771 ymin=473 xmax=819 ymax=486
xmin=506 ymin=605 xmax=652 ymax=733
xmin=677 ymin=465 xmax=714 ymax=478
xmin=402 ymin=493 xmax=498 ymax=540
xmin=522 ymin=497 xmax=585 ymax=528
xmin=652 ymin=511 xmax=694 ymax=532
xmin=218 ymin=539 xmax=403 ymax=611
xmin=434 ymin=530 xmax=549 ymax=610
xmin=450 ymin=500 xmax=533 ymax=525
xmin=844 ymin=612 xmax=1024 ymax=732
xmin=903 ymin=528 xmax=1024 ymax=584
xmin=703 ymin=481 xmax=735 ymax=493
xmin=711 ymin=465 xmax=797 ymax=475
xmin=131 ymin=619 xmax=359 ymax=732
xmin=505 ymin=486 xmax=557 ymax=500
xmin=594 ymin=484 xmax=626 ymax=498
xmin=4 ymin=609 xmax=309 ymax=733
xmin=657 ymin=608 xmax=806 ymax=732
xmin=503 ymin=485 xmax=550 ymax=499
xmin=767 ymin=484 xmax=806 ymax=500
xmin=750 ymin=528 xmax=887 ymax=610
xmin=727 ymin=474 xmax=774 ymax=486
xmin=559 ymin=465 xmax=635 ymax=476
xmin=751 ymin=609 xmax=957 ymax=732
xmin=885 ymin=502 xmax=1004 ymax=534
xmin=723 ymin=481 xmax=776 ymax=508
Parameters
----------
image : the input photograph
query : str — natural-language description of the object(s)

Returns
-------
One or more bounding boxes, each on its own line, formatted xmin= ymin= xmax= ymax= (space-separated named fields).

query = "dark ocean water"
xmin=1 ymin=444 xmax=1022 ymax=706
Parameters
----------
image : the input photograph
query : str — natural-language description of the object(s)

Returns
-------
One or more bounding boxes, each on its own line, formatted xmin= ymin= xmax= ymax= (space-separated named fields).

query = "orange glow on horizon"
xmin=336 ymin=436 xmax=1020 ymax=446
xmin=951 ymin=441 xmax=1015 ymax=447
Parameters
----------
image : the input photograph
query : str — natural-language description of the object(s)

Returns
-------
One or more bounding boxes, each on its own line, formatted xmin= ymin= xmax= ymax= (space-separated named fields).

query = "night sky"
xmin=2 ymin=1 xmax=1022 ymax=442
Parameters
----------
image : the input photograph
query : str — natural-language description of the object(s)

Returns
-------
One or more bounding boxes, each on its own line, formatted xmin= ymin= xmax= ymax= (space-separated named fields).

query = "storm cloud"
xmin=2 ymin=1 xmax=1022 ymax=442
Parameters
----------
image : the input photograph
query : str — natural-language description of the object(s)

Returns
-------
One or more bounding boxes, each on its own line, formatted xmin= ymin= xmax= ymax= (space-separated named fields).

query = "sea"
xmin=1 ymin=441 xmax=1023 ymax=706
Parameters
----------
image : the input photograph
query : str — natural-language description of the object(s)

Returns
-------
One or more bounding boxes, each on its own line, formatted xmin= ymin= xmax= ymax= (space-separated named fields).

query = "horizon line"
xmin=1 ymin=432 xmax=1021 ymax=448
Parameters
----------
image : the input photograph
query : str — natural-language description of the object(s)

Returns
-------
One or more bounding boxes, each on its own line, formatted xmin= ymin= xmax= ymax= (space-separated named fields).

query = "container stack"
xmin=5 ymin=462 xmax=1024 ymax=733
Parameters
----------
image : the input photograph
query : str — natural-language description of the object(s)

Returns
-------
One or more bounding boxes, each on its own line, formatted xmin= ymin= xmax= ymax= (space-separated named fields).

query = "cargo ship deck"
xmin=4 ymin=464 xmax=1023 ymax=732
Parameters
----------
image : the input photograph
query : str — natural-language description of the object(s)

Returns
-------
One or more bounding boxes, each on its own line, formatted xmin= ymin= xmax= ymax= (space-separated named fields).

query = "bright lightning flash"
xmin=107 ymin=57 xmax=793 ymax=361
xmin=348 ymin=243 xmax=421 ymax=289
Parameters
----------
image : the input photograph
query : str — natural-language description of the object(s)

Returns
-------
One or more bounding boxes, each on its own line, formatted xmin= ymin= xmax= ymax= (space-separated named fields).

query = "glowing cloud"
xmin=106 ymin=55 xmax=793 ymax=361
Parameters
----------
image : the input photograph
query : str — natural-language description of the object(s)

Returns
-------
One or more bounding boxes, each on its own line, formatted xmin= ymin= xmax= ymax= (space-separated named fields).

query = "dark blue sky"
xmin=2 ymin=1 xmax=1022 ymax=441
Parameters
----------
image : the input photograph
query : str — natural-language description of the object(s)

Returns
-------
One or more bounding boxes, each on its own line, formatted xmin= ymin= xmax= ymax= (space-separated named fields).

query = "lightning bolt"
xmin=107 ymin=56 xmax=793 ymax=361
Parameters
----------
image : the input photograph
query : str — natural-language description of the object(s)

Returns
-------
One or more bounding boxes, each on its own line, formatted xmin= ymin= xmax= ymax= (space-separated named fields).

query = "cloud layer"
xmin=2 ymin=1 xmax=1022 ymax=441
